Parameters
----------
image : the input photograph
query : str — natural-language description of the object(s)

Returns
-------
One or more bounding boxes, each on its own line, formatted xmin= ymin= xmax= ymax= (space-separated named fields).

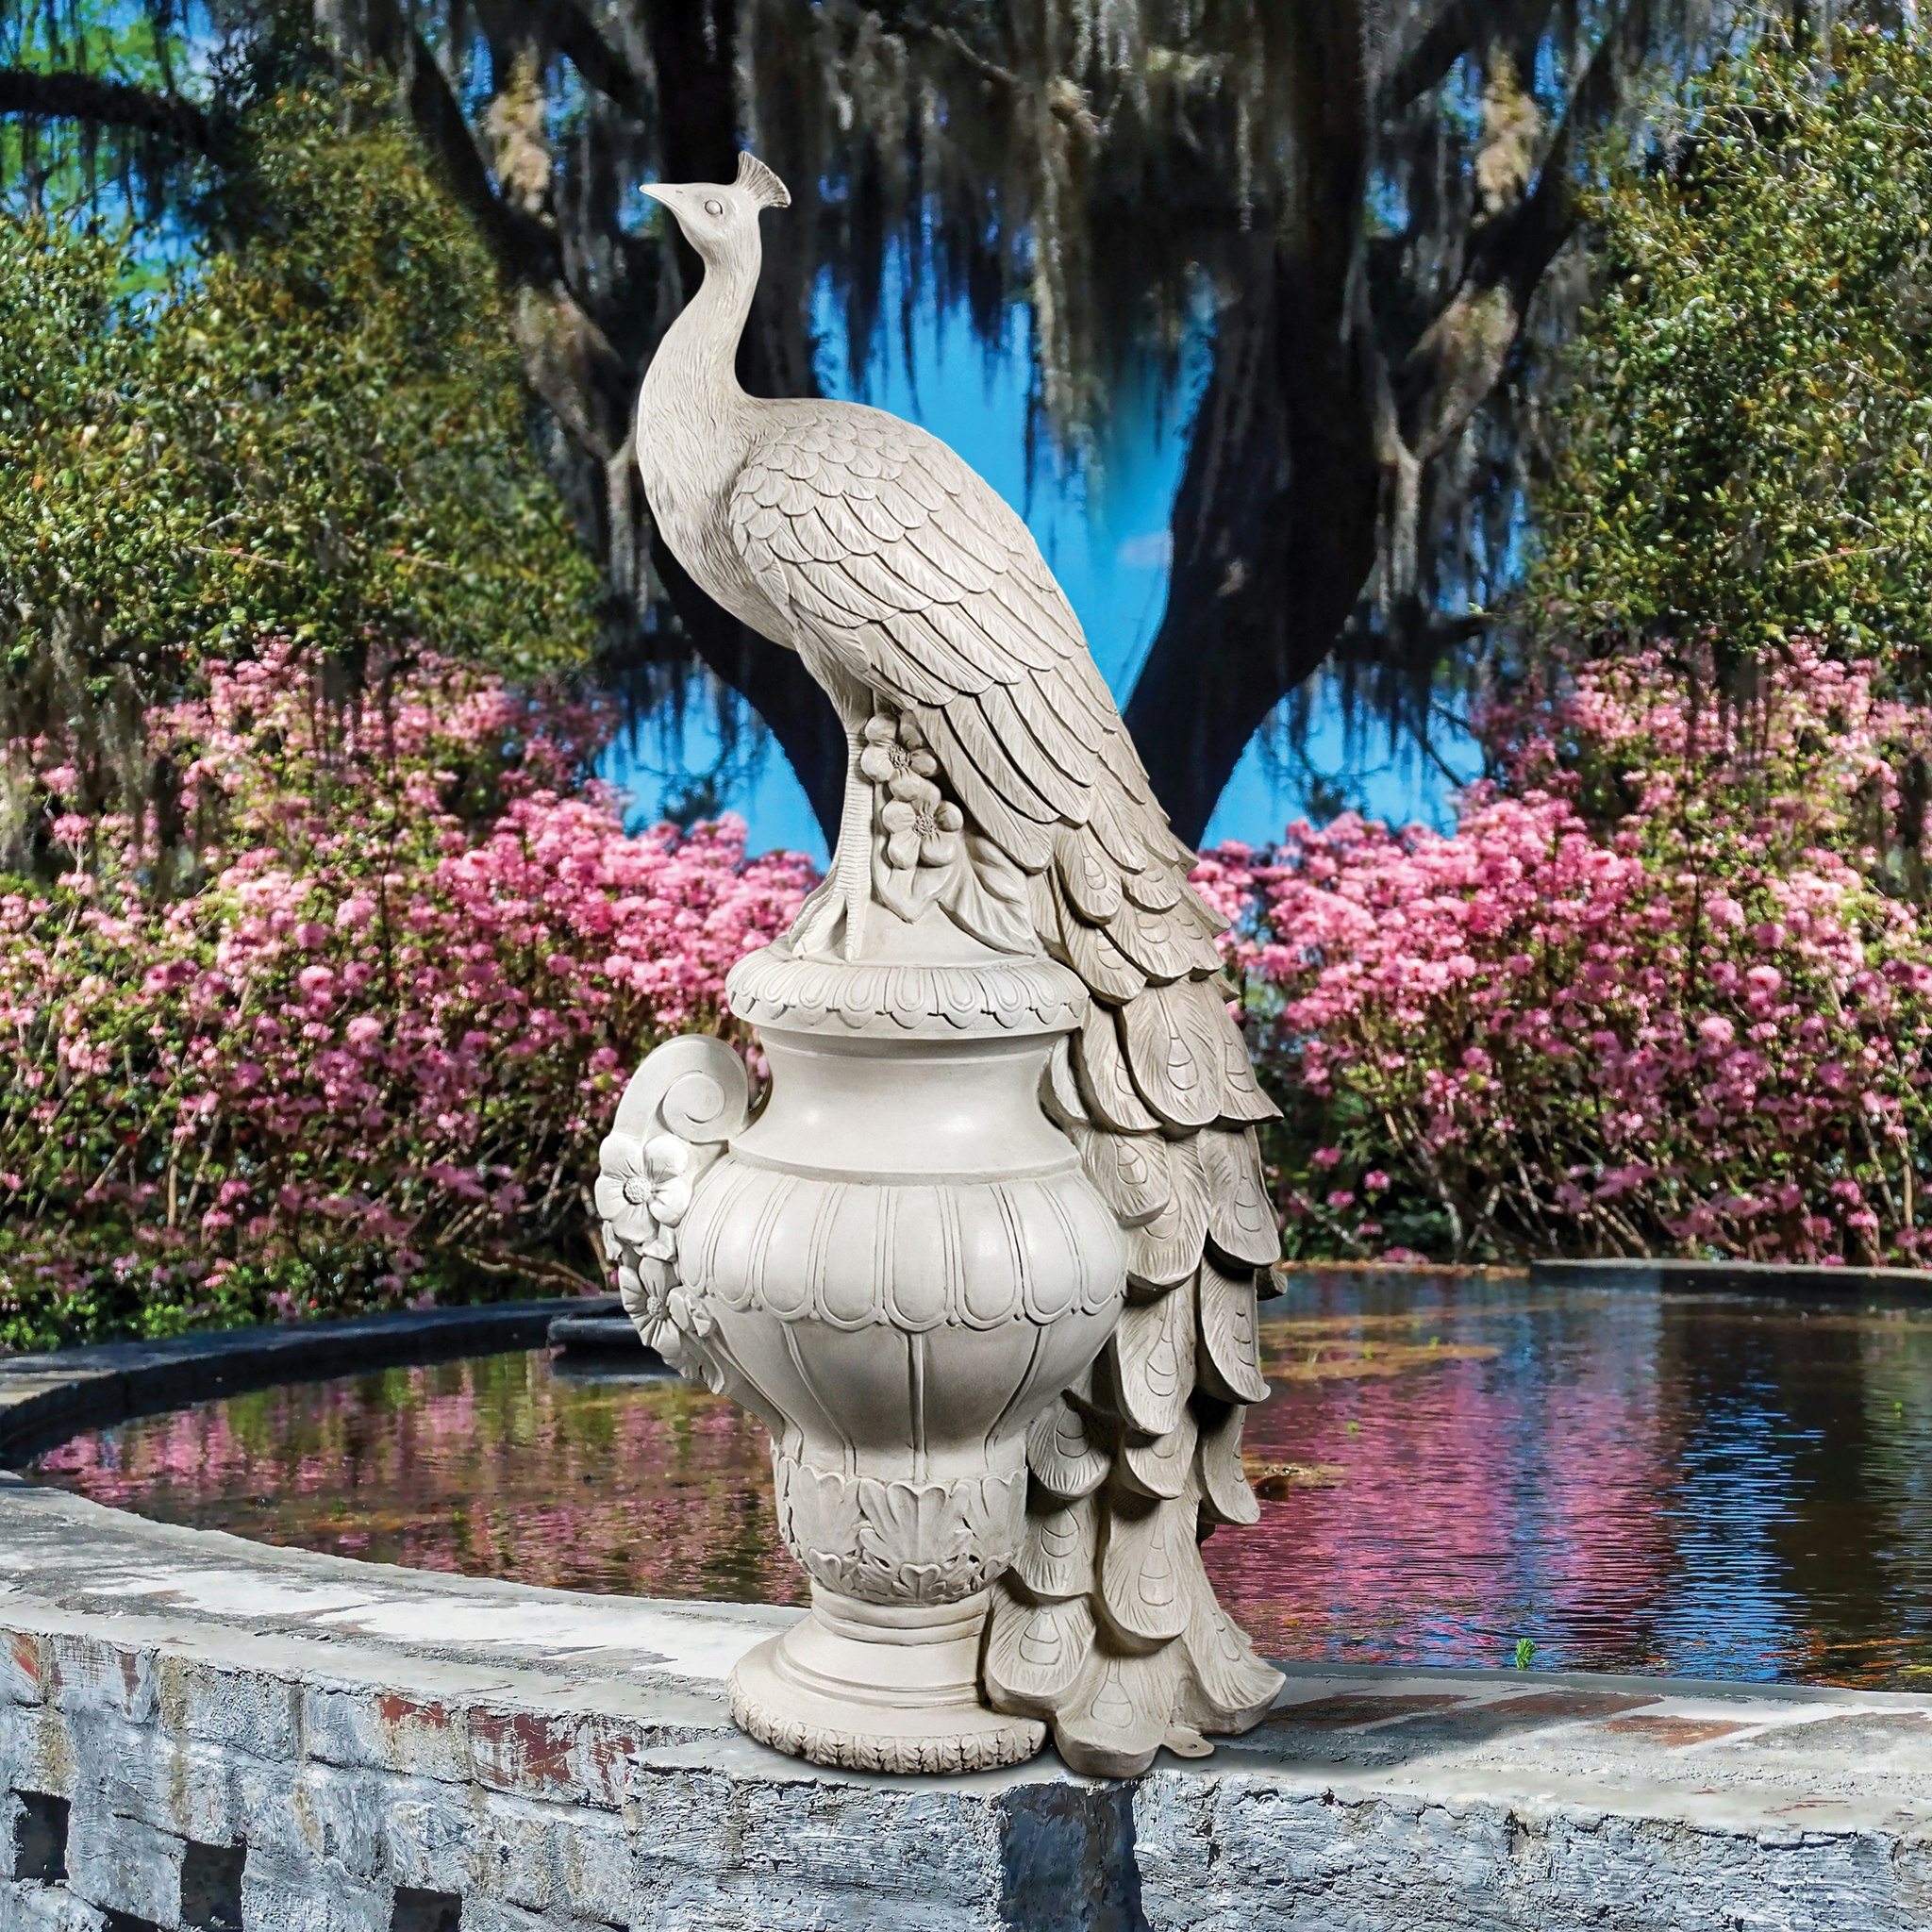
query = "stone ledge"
xmin=1531 ymin=1257 xmax=1932 ymax=1299
xmin=544 ymin=1295 xmax=664 ymax=1364
xmin=4 ymin=1477 xmax=1931 ymax=1928
xmin=0 ymin=1299 xmax=575 ymax=1464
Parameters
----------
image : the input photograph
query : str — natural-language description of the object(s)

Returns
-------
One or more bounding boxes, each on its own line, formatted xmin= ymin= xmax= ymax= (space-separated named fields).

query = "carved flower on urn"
xmin=595 ymin=1131 xmax=692 ymax=1261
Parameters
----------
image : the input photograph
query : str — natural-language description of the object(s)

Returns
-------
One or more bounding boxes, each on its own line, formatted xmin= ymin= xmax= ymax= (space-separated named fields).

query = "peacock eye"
xmin=705 ymin=199 xmax=724 ymax=217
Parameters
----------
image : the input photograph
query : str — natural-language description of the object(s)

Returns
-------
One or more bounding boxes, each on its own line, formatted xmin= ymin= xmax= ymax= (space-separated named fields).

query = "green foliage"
xmin=0 ymin=79 xmax=600 ymax=848
xmin=1525 ymin=29 xmax=1932 ymax=681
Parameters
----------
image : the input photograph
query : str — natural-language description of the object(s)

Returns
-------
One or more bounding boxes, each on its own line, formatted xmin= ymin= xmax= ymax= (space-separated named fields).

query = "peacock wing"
xmin=726 ymin=403 xmax=1218 ymax=946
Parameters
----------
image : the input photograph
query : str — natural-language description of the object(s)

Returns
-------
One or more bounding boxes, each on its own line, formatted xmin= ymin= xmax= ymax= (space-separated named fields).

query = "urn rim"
xmin=725 ymin=942 xmax=1089 ymax=1041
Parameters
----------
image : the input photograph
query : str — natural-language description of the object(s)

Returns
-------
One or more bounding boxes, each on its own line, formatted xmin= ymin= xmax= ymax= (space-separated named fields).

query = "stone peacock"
xmin=637 ymin=151 xmax=1284 ymax=1777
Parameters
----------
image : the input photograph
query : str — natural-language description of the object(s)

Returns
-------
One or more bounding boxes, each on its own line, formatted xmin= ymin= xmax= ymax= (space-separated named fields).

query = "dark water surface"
xmin=34 ymin=1273 xmax=1932 ymax=1687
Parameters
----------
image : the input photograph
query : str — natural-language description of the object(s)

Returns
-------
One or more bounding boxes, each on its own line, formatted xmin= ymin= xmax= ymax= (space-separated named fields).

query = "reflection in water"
xmin=38 ymin=1359 xmax=802 ymax=1608
xmin=36 ymin=1274 xmax=1932 ymax=1686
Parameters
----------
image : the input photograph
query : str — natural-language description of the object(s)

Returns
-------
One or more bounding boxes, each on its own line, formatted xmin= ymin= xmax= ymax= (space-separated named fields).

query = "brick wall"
xmin=0 ymin=1615 xmax=1139 ymax=1932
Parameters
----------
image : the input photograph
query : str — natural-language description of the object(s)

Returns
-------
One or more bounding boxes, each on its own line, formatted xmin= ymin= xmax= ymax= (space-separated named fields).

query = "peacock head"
xmin=642 ymin=152 xmax=791 ymax=270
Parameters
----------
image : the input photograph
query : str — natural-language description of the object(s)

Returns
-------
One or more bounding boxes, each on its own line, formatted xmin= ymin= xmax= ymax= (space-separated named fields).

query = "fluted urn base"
xmin=727 ymin=1585 xmax=1046 ymax=1773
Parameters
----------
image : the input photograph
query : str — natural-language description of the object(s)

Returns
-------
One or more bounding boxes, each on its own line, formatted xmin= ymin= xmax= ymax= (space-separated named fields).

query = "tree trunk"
xmin=1122 ymin=3 xmax=1380 ymax=845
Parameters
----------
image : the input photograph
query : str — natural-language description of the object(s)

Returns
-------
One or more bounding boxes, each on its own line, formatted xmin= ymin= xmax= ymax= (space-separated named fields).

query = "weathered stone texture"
xmin=1132 ymin=1775 xmax=1932 ymax=1932
xmin=4 ymin=1631 xmax=47 ymax=1707
xmin=63 ymin=1801 xmax=186 ymax=1924
xmin=242 ymin=1844 xmax=392 ymax=1932
xmin=0 ymin=1614 xmax=1044 ymax=1930
xmin=1 ymin=1874 xmax=107 ymax=1930
xmin=303 ymin=1685 xmax=474 ymax=1787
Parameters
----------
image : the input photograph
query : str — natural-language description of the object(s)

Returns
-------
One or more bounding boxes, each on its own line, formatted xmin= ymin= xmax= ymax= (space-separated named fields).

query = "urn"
xmin=600 ymin=926 xmax=1126 ymax=1772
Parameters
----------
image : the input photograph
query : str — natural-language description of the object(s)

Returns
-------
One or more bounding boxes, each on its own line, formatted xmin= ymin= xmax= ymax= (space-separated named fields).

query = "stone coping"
xmin=1532 ymin=1257 xmax=1932 ymax=1299
xmin=0 ymin=1298 xmax=574 ymax=1466
xmin=546 ymin=1296 xmax=665 ymax=1363
xmin=6 ymin=1475 xmax=1932 ymax=1928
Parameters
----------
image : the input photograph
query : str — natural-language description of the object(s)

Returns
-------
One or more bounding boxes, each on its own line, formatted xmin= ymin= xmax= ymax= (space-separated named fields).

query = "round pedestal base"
xmin=727 ymin=1585 xmax=1045 ymax=1774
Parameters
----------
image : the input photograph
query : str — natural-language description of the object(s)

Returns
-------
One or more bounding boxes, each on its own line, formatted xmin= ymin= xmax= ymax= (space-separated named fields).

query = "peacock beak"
xmin=641 ymin=182 xmax=704 ymax=237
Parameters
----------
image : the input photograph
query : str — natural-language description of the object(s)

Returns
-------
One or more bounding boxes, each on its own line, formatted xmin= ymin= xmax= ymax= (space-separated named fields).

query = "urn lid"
xmin=727 ymin=930 xmax=1088 ymax=1041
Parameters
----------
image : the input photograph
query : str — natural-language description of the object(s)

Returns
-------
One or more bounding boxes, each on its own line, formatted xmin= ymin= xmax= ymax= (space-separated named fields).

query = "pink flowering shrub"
xmin=1204 ymin=643 xmax=1932 ymax=1265
xmin=0 ymin=643 xmax=814 ymax=1350
xmin=11 ymin=629 xmax=1924 ymax=1350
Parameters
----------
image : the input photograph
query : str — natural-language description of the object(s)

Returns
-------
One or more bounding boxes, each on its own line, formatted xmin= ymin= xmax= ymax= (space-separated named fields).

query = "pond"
xmin=36 ymin=1271 xmax=1932 ymax=1689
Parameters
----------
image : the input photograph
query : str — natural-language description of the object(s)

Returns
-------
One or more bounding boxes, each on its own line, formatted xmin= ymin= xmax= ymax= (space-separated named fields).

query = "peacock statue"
xmin=635 ymin=151 xmax=1284 ymax=1778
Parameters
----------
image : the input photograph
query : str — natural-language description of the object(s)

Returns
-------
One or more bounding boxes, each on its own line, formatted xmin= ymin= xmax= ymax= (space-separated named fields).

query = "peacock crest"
xmin=734 ymin=150 xmax=791 ymax=208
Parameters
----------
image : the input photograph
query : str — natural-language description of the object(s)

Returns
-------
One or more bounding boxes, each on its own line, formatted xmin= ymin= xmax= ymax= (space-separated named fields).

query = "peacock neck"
xmin=639 ymin=243 xmax=760 ymax=470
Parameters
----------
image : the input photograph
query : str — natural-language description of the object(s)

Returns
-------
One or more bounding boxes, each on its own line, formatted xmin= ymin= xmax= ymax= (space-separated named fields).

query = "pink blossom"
xmin=0 ymin=641 xmax=816 ymax=1342
xmin=1193 ymin=639 xmax=1932 ymax=1270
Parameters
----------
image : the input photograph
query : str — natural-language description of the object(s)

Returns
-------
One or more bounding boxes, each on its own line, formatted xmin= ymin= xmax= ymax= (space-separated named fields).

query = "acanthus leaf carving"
xmin=776 ymin=1452 xmax=1029 ymax=1606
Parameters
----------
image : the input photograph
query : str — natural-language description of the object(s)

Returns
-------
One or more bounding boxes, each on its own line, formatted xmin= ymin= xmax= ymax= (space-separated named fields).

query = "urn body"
xmin=615 ymin=942 xmax=1126 ymax=1771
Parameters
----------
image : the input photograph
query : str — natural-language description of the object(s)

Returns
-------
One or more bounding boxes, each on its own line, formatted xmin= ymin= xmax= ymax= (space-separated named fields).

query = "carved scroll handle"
xmin=594 ymin=1035 xmax=749 ymax=1389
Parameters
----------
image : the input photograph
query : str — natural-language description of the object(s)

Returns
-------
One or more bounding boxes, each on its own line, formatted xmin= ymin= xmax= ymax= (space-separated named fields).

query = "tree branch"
xmin=1384 ymin=0 xmax=1556 ymax=109
xmin=1122 ymin=3 xmax=1380 ymax=845
xmin=0 ymin=67 xmax=215 ymax=154
xmin=1386 ymin=0 xmax=1485 ymax=107
xmin=403 ymin=27 xmax=569 ymax=291
xmin=554 ymin=2 xmax=649 ymax=118
xmin=1393 ymin=25 xmax=1615 ymax=462
xmin=367 ymin=14 xmax=640 ymax=476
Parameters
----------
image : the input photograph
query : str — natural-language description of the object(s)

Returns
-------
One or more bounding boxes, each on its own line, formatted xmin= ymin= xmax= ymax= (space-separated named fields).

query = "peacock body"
xmin=637 ymin=151 xmax=1284 ymax=1778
